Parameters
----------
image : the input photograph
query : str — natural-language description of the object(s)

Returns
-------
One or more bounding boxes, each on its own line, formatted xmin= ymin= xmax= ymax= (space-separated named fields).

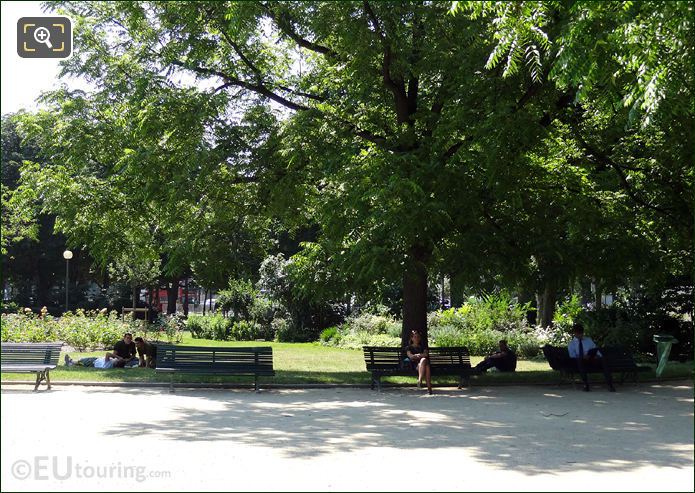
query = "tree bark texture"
xmin=166 ymin=280 xmax=178 ymax=315
xmin=536 ymin=279 xmax=558 ymax=328
xmin=401 ymin=245 xmax=430 ymax=346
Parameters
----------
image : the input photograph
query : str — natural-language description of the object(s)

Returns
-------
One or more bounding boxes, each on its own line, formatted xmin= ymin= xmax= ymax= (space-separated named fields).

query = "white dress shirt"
xmin=568 ymin=336 xmax=601 ymax=359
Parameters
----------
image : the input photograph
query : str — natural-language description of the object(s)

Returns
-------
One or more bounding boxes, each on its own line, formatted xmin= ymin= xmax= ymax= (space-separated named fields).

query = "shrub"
xmin=152 ymin=313 xmax=186 ymax=343
xmin=345 ymin=312 xmax=401 ymax=337
xmin=229 ymin=320 xmax=267 ymax=341
xmin=249 ymin=296 xmax=280 ymax=332
xmin=335 ymin=331 xmax=401 ymax=349
xmin=217 ymin=279 xmax=258 ymax=320
xmin=319 ymin=326 xmax=339 ymax=344
xmin=428 ymin=292 xmax=531 ymax=334
xmin=272 ymin=317 xmax=292 ymax=342
xmin=319 ymin=312 xmax=401 ymax=349
xmin=1 ymin=309 xmax=141 ymax=350
xmin=553 ymin=294 xmax=583 ymax=332
xmin=0 ymin=300 xmax=19 ymax=314
xmin=428 ymin=324 xmax=542 ymax=358
xmin=186 ymin=314 xmax=206 ymax=339
xmin=186 ymin=313 xmax=231 ymax=340
xmin=208 ymin=313 xmax=232 ymax=340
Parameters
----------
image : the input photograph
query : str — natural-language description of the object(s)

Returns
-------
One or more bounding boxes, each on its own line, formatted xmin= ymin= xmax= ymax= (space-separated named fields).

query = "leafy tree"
xmin=24 ymin=1 xmax=692 ymax=338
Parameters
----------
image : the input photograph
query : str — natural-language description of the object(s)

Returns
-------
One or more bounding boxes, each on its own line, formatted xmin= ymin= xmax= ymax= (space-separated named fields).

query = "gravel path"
xmin=2 ymin=382 xmax=693 ymax=491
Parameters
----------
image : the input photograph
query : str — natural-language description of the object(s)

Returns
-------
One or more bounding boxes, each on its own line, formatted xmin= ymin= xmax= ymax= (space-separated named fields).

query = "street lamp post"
xmin=63 ymin=250 xmax=73 ymax=312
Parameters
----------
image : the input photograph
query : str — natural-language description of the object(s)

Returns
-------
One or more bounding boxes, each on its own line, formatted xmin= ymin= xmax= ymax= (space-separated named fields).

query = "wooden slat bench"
xmin=155 ymin=345 xmax=275 ymax=392
xmin=363 ymin=346 xmax=472 ymax=391
xmin=1 ymin=342 xmax=63 ymax=391
xmin=542 ymin=344 xmax=651 ymax=385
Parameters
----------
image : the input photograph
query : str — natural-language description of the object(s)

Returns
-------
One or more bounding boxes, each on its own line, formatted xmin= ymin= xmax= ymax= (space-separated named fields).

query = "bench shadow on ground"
xmin=81 ymin=383 xmax=695 ymax=475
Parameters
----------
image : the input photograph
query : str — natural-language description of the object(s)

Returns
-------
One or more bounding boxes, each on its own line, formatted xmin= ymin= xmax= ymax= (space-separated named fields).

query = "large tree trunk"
xmin=183 ymin=277 xmax=189 ymax=317
xmin=401 ymin=245 xmax=429 ymax=346
xmin=166 ymin=280 xmax=178 ymax=315
xmin=517 ymin=285 xmax=537 ymax=326
xmin=593 ymin=278 xmax=602 ymax=309
xmin=450 ymin=273 xmax=465 ymax=308
xmin=536 ymin=279 xmax=558 ymax=328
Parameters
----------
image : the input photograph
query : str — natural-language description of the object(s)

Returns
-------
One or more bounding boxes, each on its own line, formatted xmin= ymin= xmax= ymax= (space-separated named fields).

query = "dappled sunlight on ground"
xmin=2 ymin=382 xmax=693 ymax=491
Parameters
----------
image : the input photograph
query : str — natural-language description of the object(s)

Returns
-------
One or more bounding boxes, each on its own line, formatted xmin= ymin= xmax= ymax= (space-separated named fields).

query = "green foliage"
xmin=186 ymin=313 xmax=232 ymax=341
xmin=271 ymin=317 xmax=293 ymax=343
xmin=258 ymin=254 xmax=344 ymax=341
xmin=452 ymin=1 xmax=693 ymax=126
xmin=1 ymin=114 xmax=39 ymax=255
xmin=150 ymin=313 xmax=186 ymax=344
xmin=320 ymin=312 xmax=402 ymax=350
xmin=0 ymin=301 xmax=19 ymax=314
xmin=319 ymin=326 xmax=339 ymax=344
xmin=6 ymin=1 xmax=690 ymax=341
xmin=1 ymin=308 xmax=139 ymax=350
xmin=553 ymin=294 xmax=583 ymax=332
xmin=185 ymin=314 xmax=206 ymax=339
xmin=217 ymin=279 xmax=258 ymax=321
xmin=229 ymin=320 xmax=267 ymax=341
xmin=427 ymin=325 xmax=540 ymax=358
xmin=429 ymin=292 xmax=532 ymax=333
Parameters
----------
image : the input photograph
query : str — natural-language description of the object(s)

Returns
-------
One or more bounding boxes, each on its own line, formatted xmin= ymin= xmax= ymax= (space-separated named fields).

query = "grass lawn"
xmin=2 ymin=333 xmax=692 ymax=386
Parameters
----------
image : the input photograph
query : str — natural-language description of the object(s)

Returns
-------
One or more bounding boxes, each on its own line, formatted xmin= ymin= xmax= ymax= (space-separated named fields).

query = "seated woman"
xmin=404 ymin=329 xmax=432 ymax=394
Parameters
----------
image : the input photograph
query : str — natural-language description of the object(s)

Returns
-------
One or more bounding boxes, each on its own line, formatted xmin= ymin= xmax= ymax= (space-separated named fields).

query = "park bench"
xmin=363 ymin=346 xmax=472 ymax=391
xmin=542 ymin=344 xmax=651 ymax=386
xmin=155 ymin=345 xmax=275 ymax=392
xmin=1 ymin=342 xmax=63 ymax=391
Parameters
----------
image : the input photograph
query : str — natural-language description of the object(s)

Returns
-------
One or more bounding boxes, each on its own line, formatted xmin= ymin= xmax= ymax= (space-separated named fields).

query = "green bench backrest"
xmin=155 ymin=345 xmax=274 ymax=371
xmin=428 ymin=347 xmax=471 ymax=367
xmin=543 ymin=344 xmax=638 ymax=370
xmin=1 ymin=343 xmax=63 ymax=366
xmin=363 ymin=346 xmax=471 ymax=370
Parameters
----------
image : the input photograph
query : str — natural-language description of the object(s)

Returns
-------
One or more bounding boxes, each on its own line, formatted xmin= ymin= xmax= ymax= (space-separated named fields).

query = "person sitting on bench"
xmin=134 ymin=336 xmax=157 ymax=369
xmin=474 ymin=339 xmax=517 ymax=374
xmin=403 ymin=329 xmax=432 ymax=395
xmin=568 ymin=323 xmax=616 ymax=392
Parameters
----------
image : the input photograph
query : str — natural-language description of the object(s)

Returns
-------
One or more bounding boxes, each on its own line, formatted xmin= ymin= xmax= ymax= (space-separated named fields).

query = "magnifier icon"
xmin=33 ymin=27 xmax=53 ymax=49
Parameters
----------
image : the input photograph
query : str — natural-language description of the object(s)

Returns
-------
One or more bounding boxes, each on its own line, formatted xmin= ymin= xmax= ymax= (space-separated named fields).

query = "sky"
xmin=1 ymin=0 xmax=88 ymax=115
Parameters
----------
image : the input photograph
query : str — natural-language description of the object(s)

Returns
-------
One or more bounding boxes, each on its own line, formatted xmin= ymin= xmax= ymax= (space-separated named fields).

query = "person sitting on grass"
xmin=134 ymin=336 xmax=157 ymax=369
xmin=473 ymin=340 xmax=517 ymax=374
xmin=64 ymin=353 xmax=126 ymax=369
xmin=567 ymin=322 xmax=616 ymax=392
xmin=112 ymin=332 xmax=138 ymax=367
xmin=403 ymin=329 xmax=432 ymax=395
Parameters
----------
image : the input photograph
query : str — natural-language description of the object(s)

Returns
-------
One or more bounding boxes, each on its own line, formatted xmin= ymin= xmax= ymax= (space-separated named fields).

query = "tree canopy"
xmin=10 ymin=1 xmax=692 ymax=335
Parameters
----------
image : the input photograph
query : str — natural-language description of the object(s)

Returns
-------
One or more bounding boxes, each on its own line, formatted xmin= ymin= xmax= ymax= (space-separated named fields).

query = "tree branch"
xmin=171 ymin=60 xmax=311 ymax=112
xmin=363 ymin=1 xmax=410 ymax=124
xmin=262 ymin=4 xmax=337 ymax=58
xmin=442 ymin=140 xmax=466 ymax=162
xmin=569 ymin=121 xmax=682 ymax=223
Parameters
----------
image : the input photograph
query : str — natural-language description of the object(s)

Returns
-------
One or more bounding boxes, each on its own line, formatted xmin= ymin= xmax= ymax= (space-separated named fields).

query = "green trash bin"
xmin=653 ymin=334 xmax=678 ymax=378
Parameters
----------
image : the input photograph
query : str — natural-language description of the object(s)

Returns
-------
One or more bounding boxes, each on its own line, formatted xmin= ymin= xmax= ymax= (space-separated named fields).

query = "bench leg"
xmin=254 ymin=375 xmax=259 ymax=393
xmin=458 ymin=375 xmax=463 ymax=390
xmin=376 ymin=376 xmax=382 ymax=392
xmin=169 ymin=375 xmax=175 ymax=393
xmin=33 ymin=372 xmax=43 ymax=391
xmin=45 ymin=370 xmax=52 ymax=390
